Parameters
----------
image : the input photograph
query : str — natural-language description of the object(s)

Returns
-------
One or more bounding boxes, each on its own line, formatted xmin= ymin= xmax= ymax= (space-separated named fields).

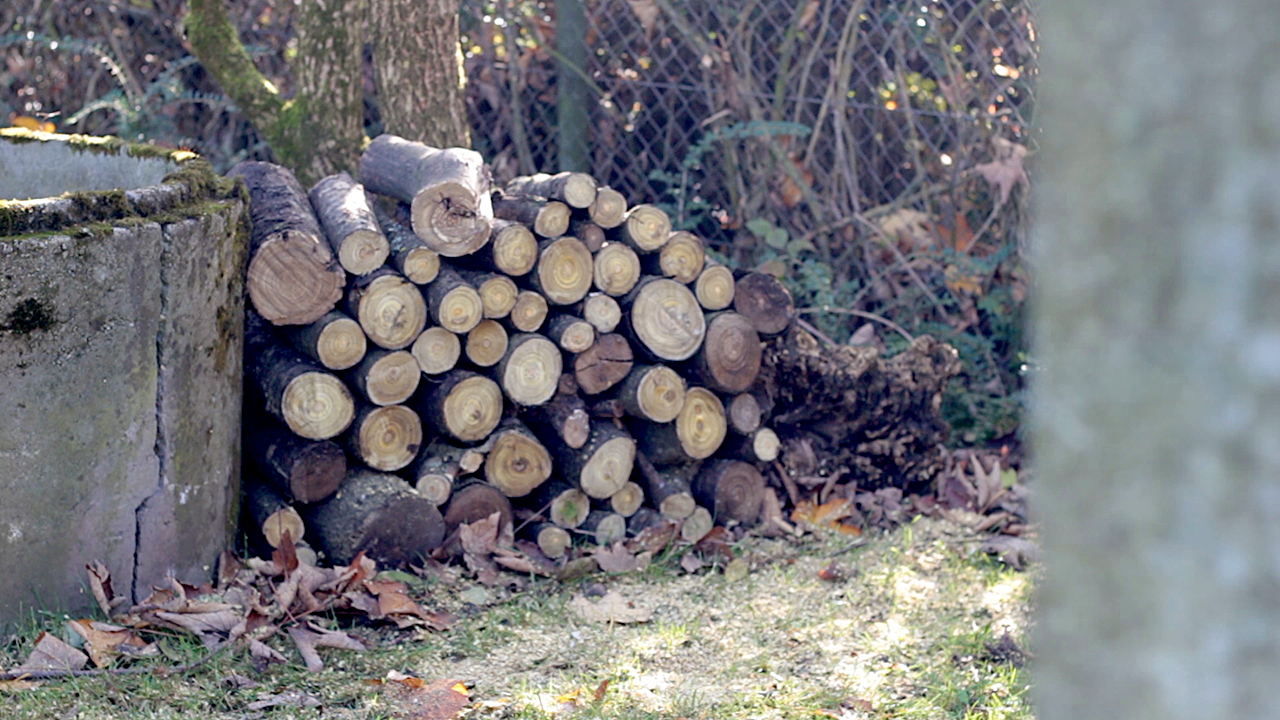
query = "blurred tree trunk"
xmin=370 ymin=0 xmax=470 ymax=149
xmin=1034 ymin=1 xmax=1280 ymax=718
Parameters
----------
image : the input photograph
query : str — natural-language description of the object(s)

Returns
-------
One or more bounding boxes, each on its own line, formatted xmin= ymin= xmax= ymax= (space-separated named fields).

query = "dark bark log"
xmin=243 ymin=412 xmax=347 ymax=503
xmin=359 ymin=134 xmax=492 ymax=257
xmin=552 ymin=420 xmax=636 ymax=499
xmin=627 ymin=506 xmax=668 ymax=534
xmin=642 ymin=230 xmax=705 ymax=284
xmin=407 ymin=439 xmax=484 ymax=505
xmin=345 ymin=403 xmax=423 ymax=472
xmin=524 ymin=392 xmax=591 ymax=449
xmin=345 ymin=267 xmax=429 ymax=350
xmin=530 ymin=237 xmax=594 ymax=305
xmin=412 ymin=326 xmax=462 ymax=375
xmin=506 ymin=172 xmax=598 ymax=209
xmin=612 ymin=204 xmax=671 ymax=253
xmin=228 ymin=161 xmax=345 ymax=325
xmin=608 ymin=481 xmax=645 ymax=517
xmin=484 ymin=419 xmax=553 ymax=498
xmin=412 ymin=369 xmax=504 ymax=443
xmin=569 ymin=218 xmax=607 ymax=252
xmin=495 ymin=333 xmax=562 ymax=406
xmin=582 ymin=510 xmax=627 ymax=546
xmin=344 ymin=348 xmax=421 ymax=406
xmin=588 ymin=186 xmax=628 ymax=229
xmin=425 ymin=265 xmax=484 ymax=334
xmin=300 ymin=469 xmax=445 ymax=567
xmin=613 ymin=364 xmax=686 ymax=423
xmin=734 ymin=272 xmax=796 ymax=335
xmin=621 ymin=277 xmax=706 ymax=362
xmin=244 ymin=474 xmax=306 ymax=549
xmin=458 ymin=270 xmax=518 ymax=319
xmin=309 ymin=171 xmax=389 ymax=275
xmin=374 ymin=202 xmax=440 ymax=284
xmin=692 ymin=459 xmax=765 ymax=524
xmin=593 ymin=242 xmax=642 ymax=296
xmin=546 ymin=314 xmax=596 ymax=353
xmin=369 ymin=0 xmax=470 ymax=149
xmin=687 ymin=311 xmax=762 ymax=394
xmin=574 ymin=333 xmax=634 ymax=395
xmin=588 ymin=399 xmax=626 ymax=419
xmin=694 ymin=262 xmax=735 ymax=311
xmin=282 ymin=310 xmax=367 ymax=372
xmin=246 ymin=311 xmax=355 ymax=440
xmin=442 ymin=481 xmax=514 ymax=535
xmin=633 ymin=452 xmax=697 ymax=519
xmin=493 ymin=194 xmax=571 ymax=238
xmin=635 ymin=387 xmax=726 ymax=463
xmin=464 ymin=319 xmax=509 ymax=368
xmin=530 ymin=481 xmax=591 ymax=529
xmin=719 ymin=427 xmax=781 ymax=463
xmin=506 ymin=290 xmax=550 ymax=333
xmin=727 ymin=393 xmax=763 ymax=434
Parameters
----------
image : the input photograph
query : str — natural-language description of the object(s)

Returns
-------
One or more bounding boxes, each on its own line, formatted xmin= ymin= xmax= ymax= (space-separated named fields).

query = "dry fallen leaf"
xmin=246 ymin=690 xmax=322 ymax=710
xmin=381 ymin=675 xmax=471 ymax=720
xmin=791 ymin=498 xmax=863 ymax=537
xmin=593 ymin=542 xmax=649 ymax=574
xmin=288 ymin=623 xmax=368 ymax=673
xmin=0 ymin=677 xmax=42 ymax=691
xmin=248 ymin=638 xmax=287 ymax=673
xmin=18 ymin=633 xmax=88 ymax=673
xmin=570 ymin=591 xmax=653 ymax=624
xmin=85 ymin=561 xmax=116 ymax=617
xmin=980 ymin=535 xmax=1042 ymax=570
xmin=973 ymin=137 xmax=1028 ymax=207
xmin=66 ymin=620 xmax=150 ymax=668
xmin=680 ymin=553 xmax=705 ymax=574
xmin=723 ymin=557 xmax=750 ymax=582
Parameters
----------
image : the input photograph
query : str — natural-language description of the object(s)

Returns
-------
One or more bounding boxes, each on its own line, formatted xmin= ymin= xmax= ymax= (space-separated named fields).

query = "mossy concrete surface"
xmin=0 ymin=130 xmax=248 ymax=622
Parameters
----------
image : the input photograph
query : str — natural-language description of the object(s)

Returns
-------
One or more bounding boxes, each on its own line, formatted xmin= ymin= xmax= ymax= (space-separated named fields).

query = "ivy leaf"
xmin=745 ymin=218 xmax=775 ymax=238
xmin=765 ymin=227 xmax=790 ymax=249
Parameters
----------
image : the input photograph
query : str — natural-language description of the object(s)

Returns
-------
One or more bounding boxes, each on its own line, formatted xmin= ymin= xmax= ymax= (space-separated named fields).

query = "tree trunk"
xmin=687 ymin=311 xmax=762 ymax=394
xmin=374 ymin=203 xmax=441 ymax=284
xmin=695 ymin=262 xmax=736 ymax=311
xmin=570 ymin=293 xmax=623 ymax=334
xmin=692 ymin=459 xmax=764 ymax=524
xmin=1034 ymin=1 xmax=1280 ymax=717
xmin=588 ymin=187 xmax=628 ymax=229
xmin=243 ymin=476 xmax=306 ymax=549
xmin=425 ymin=266 xmax=484 ymax=334
xmin=613 ymin=204 xmax=671 ymax=253
xmin=593 ymin=242 xmax=642 ymax=297
xmin=524 ymin=392 xmax=591 ymax=449
xmin=282 ymin=310 xmax=368 ymax=372
xmin=369 ymin=0 xmax=470 ymax=149
xmin=442 ymin=481 xmax=514 ymax=535
xmin=527 ymin=522 xmax=572 ymax=559
xmin=309 ymin=172 xmax=390 ymax=276
xmin=530 ymin=237 xmax=594 ymax=305
xmin=300 ymin=469 xmax=444 ymax=567
xmin=582 ymin=510 xmax=627 ymax=546
xmin=633 ymin=452 xmax=696 ymax=519
xmin=726 ymin=393 xmax=762 ymax=434
xmin=506 ymin=290 xmax=550 ymax=333
xmin=552 ymin=420 xmax=636 ymax=499
xmin=643 ymin=231 xmax=705 ymax=284
xmin=246 ymin=312 xmax=355 ymax=440
xmin=679 ymin=506 xmax=714 ymax=543
xmin=467 ymin=220 xmax=538 ymax=277
xmin=608 ymin=481 xmax=645 ymax=517
xmin=546 ymin=315 xmax=597 ymax=354
xmin=458 ymin=271 xmax=518 ymax=319
xmin=635 ymin=387 xmax=726 ymax=463
xmin=531 ymin=481 xmax=591 ymax=529
xmin=493 ymin=194 xmax=572 ymax=238
xmin=508 ymin=173 xmax=598 ymax=210
xmin=570 ymin=218 xmax=607 ymax=252
xmin=733 ymin=272 xmax=795 ymax=335
xmin=408 ymin=439 xmax=485 ymax=505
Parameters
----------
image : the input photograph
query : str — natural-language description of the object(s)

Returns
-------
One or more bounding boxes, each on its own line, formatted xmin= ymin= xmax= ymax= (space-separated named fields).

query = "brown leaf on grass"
xmin=288 ymin=623 xmax=367 ymax=673
xmin=791 ymin=498 xmax=863 ymax=536
xmin=557 ymin=556 xmax=599 ymax=582
xmin=972 ymin=453 xmax=1008 ymax=512
xmin=246 ymin=690 xmax=322 ymax=710
xmin=679 ymin=553 xmax=704 ymax=574
xmin=980 ymin=535 xmax=1042 ymax=570
xmin=154 ymin=608 xmax=245 ymax=648
xmin=593 ymin=542 xmax=650 ymax=574
xmin=692 ymin=526 xmax=734 ymax=562
xmin=66 ymin=620 xmax=150 ymax=668
xmin=493 ymin=554 xmax=555 ymax=577
xmin=381 ymin=674 xmax=471 ymax=719
xmin=0 ymin=678 xmax=42 ymax=691
xmin=86 ymin=561 xmax=116 ymax=617
xmin=459 ymin=512 xmax=505 ymax=585
xmin=18 ymin=632 xmax=88 ymax=672
xmin=973 ymin=137 xmax=1028 ymax=206
xmin=593 ymin=678 xmax=610 ymax=702
xmin=626 ymin=520 xmax=678 ymax=555
xmin=570 ymin=591 xmax=653 ymax=624
xmin=248 ymin=638 xmax=287 ymax=673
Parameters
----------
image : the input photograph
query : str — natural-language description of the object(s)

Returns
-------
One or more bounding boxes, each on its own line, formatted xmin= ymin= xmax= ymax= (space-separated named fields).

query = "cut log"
xmin=243 ymin=412 xmax=347 ymax=503
xmin=572 ymin=293 xmax=623 ymax=334
xmin=573 ymin=333 xmax=634 ymax=395
xmin=358 ymin=134 xmax=492 ymax=257
xmin=531 ymin=237 xmax=594 ymax=305
xmin=636 ymin=387 xmax=726 ymax=463
xmin=414 ymin=369 xmax=504 ymax=443
xmin=608 ymin=481 xmax=645 ymax=517
xmin=733 ymin=271 xmax=796 ymax=335
xmin=634 ymin=452 xmax=697 ymax=519
xmin=443 ymin=481 xmax=515 ymax=535
xmin=507 ymin=290 xmax=549 ymax=333
xmin=346 ymin=403 xmax=423 ymax=472
xmin=692 ymin=459 xmax=765 ymax=524
xmin=751 ymin=427 xmax=781 ymax=462
xmin=493 ymin=194 xmax=571 ymax=238
xmin=282 ymin=310 xmax=367 ymax=371
xmin=300 ymin=468 xmax=445 ymax=567
xmin=680 ymin=505 xmax=715 ymax=543
xmin=247 ymin=312 xmax=355 ymax=440
xmin=459 ymin=270 xmax=518 ymax=319
xmin=643 ymin=230 xmax=705 ymax=284
xmin=374 ymin=203 xmax=440 ymax=284
xmin=408 ymin=439 xmax=485 ymax=505
xmin=593 ymin=242 xmax=641 ymax=296
xmin=532 ymin=481 xmax=591 ymax=529
xmin=484 ymin=419 xmax=553 ymax=497
xmin=570 ymin=218 xmax=607 ymax=252
xmin=689 ymin=311 xmax=762 ymax=394
xmin=506 ymin=171 xmax=598 ymax=209
xmin=627 ymin=507 xmax=668 ymax=534
xmin=496 ymin=333 xmax=562 ymax=406
xmin=588 ymin=398 xmax=626 ymax=419
xmin=614 ymin=364 xmax=686 ymax=423
xmin=613 ymin=204 xmax=671 ymax=253
xmin=309 ymin=171 xmax=390 ymax=275
xmin=622 ymin=277 xmax=706 ymax=361
xmin=582 ymin=510 xmax=627 ymax=546
xmin=470 ymin=220 xmax=538 ymax=277
xmin=695 ymin=262 xmax=735 ymax=311
xmin=411 ymin=326 xmax=462 ymax=375
xmin=345 ymin=348 xmax=421 ymax=406
xmin=346 ymin=268 xmax=429 ymax=350
xmin=554 ymin=420 xmax=635 ymax=499
xmin=244 ymin=476 xmax=306 ymax=549
xmin=465 ymin=319 xmax=509 ymax=368
xmin=228 ymin=161 xmax=345 ymax=325
xmin=426 ymin=265 xmax=484 ymax=334
xmin=588 ymin=186 xmax=628 ymax=229
xmin=727 ymin=393 xmax=763 ymax=434
xmin=528 ymin=522 xmax=572 ymax=559
xmin=546 ymin=315 xmax=596 ymax=353
xmin=524 ymin=392 xmax=591 ymax=449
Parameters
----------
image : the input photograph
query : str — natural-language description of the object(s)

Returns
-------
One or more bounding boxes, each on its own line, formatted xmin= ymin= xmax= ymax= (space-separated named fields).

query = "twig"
xmin=772 ymin=459 xmax=800 ymax=507
xmin=822 ymin=536 xmax=869 ymax=558
xmin=852 ymin=213 xmax=955 ymax=325
xmin=798 ymin=306 xmax=915 ymax=344
xmin=0 ymin=638 xmax=236 ymax=682
xmin=795 ymin=317 xmax=838 ymax=348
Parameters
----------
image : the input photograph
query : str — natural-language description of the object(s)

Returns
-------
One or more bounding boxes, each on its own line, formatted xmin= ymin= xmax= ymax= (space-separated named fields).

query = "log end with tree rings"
xmin=337 ymin=229 xmax=391 ymax=277
xmin=355 ymin=274 xmax=429 ymax=350
xmin=676 ymin=387 xmax=727 ymax=459
xmin=609 ymin=481 xmax=645 ymax=517
xmin=282 ymin=372 xmax=355 ymax=439
xmin=414 ymin=472 xmax=453 ymax=506
xmin=727 ymin=392 xmax=762 ymax=434
xmin=410 ymin=180 xmax=493 ymax=257
xmin=400 ymin=245 xmax=440 ymax=284
xmin=436 ymin=284 xmax=484 ymax=334
xmin=509 ymin=290 xmax=550 ymax=332
xmin=477 ymin=274 xmax=518 ymax=319
xmin=658 ymin=491 xmax=696 ymax=520
xmin=289 ymin=312 xmax=366 ymax=371
xmin=536 ymin=237 xmax=594 ymax=305
xmin=628 ymin=364 xmax=686 ymax=423
xmin=548 ymin=315 xmax=596 ymax=353
xmin=499 ymin=334 xmax=563 ymax=406
xmin=466 ymin=319 xmax=510 ymax=367
xmin=583 ymin=510 xmax=627 ymax=546
xmin=440 ymin=374 xmax=504 ymax=442
xmin=619 ymin=204 xmax=672 ymax=253
xmin=573 ymin=333 xmax=634 ymax=395
xmin=579 ymin=433 xmax=636 ymax=499
xmin=485 ymin=424 xmax=553 ymax=497
xmin=533 ymin=523 xmax=572 ymax=559
xmin=658 ymin=231 xmax=706 ymax=283
xmin=247 ymin=228 xmax=346 ymax=326
xmin=533 ymin=201 xmax=572 ymax=238
xmin=547 ymin=486 xmax=591 ymax=528
xmin=697 ymin=311 xmax=762 ymax=393
xmin=594 ymin=242 xmax=642 ymax=297
xmin=733 ymin=271 xmax=796 ymax=334
xmin=581 ymin=293 xmax=622 ymax=333
xmin=693 ymin=459 xmax=765 ymax=524
xmin=352 ymin=404 xmax=423 ymax=472
xmin=680 ymin=505 xmax=714 ymax=543
xmin=443 ymin=482 xmax=514 ymax=534
xmin=261 ymin=506 xmax=305 ymax=549
xmin=300 ymin=469 xmax=445 ymax=568
xmin=628 ymin=278 xmax=706 ymax=361
xmin=588 ymin=186 xmax=628 ymax=229
xmin=354 ymin=349 xmax=421 ymax=406
xmin=695 ymin=263 xmax=735 ymax=311
xmin=752 ymin=427 xmax=781 ymax=462
xmin=490 ymin=221 xmax=538 ymax=276
xmin=412 ymin=326 xmax=462 ymax=375
xmin=560 ymin=172 xmax=599 ymax=209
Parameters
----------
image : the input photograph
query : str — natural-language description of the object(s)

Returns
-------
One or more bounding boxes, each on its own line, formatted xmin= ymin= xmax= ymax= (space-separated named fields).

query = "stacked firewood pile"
xmin=233 ymin=134 xmax=959 ymax=571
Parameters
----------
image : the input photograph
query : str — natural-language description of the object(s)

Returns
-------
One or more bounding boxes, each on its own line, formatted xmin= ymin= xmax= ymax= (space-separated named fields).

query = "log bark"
xmin=582 ymin=510 xmax=627 ymax=546
xmin=574 ymin=333 xmax=634 ymax=395
xmin=727 ymin=393 xmax=762 ymax=434
xmin=346 ymin=403 xmax=423 ymax=472
xmin=228 ymin=161 xmax=345 ymax=325
xmin=244 ymin=475 xmax=306 ymax=549
xmin=243 ymin=412 xmax=347 ymax=503
xmin=300 ymin=469 xmax=445 ymax=567
xmin=495 ymin=333 xmax=562 ymax=406
xmin=694 ymin=262 xmax=736 ymax=311
xmin=506 ymin=172 xmax=598 ymax=209
xmin=588 ymin=186 xmax=628 ymax=229
xmin=493 ymin=194 xmax=571 ymax=238
xmin=458 ymin=270 xmax=518 ymax=319
xmin=613 ymin=364 xmax=686 ymax=423
xmin=546 ymin=315 xmax=596 ymax=353
xmin=636 ymin=387 xmax=726 ymax=463
xmin=593 ymin=242 xmax=642 ymax=296
xmin=553 ymin=420 xmax=636 ymax=499
xmin=622 ymin=277 xmax=706 ymax=361
xmin=408 ymin=439 xmax=484 ymax=505
xmin=247 ymin=312 xmax=355 ymax=440
xmin=531 ymin=481 xmax=591 ymax=529
xmin=282 ymin=310 xmax=367 ymax=372
xmin=524 ymin=392 xmax=591 ymax=449
xmin=346 ymin=268 xmax=429 ymax=350
xmin=345 ymin=348 xmax=421 ymax=406
xmin=688 ymin=311 xmax=762 ymax=394
xmin=442 ymin=481 xmax=514 ymax=534
xmin=359 ymin=134 xmax=492 ymax=257
xmin=413 ymin=369 xmax=504 ymax=442
xmin=570 ymin=218 xmax=607 ymax=252
xmin=411 ymin=326 xmax=462 ymax=375
xmin=692 ymin=459 xmax=765 ymax=524
xmin=484 ymin=419 xmax=553 ymax=498
xmin=734 ymin=272 xmax=796 ymax=335
xmin=309 ymin=171 xmax=390 ymax=276
xmin=530 ymin=237 xmax=594 ymax=305
xmin=642 ymin=230 xmax=705 ymax=284
xmin=374 ymin=203 xmax=440 ymax=284
xmin=506 ymin=290 xmax=549 ymax=333
xmin=634 ymin=452 xmax=696 ymax=519
xmin=613 ymin=204 xmax=671 ymax=253
xmin=608 ymin=481 xmax=645 ymax=517
xmin=465 ymin=319 xmax=509 ymax=368
xmin=426 ymin=265 xmax=484 ymax=334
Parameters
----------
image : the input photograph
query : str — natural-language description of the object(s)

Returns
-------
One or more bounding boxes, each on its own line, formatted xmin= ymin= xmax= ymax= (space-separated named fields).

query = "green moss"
xmin=3 ymin=297 xmax=57 ymax=335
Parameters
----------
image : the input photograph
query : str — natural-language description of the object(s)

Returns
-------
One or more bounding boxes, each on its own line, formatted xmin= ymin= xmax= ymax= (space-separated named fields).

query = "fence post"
xmin=556 ymin=0 xmax=590 ymax=172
